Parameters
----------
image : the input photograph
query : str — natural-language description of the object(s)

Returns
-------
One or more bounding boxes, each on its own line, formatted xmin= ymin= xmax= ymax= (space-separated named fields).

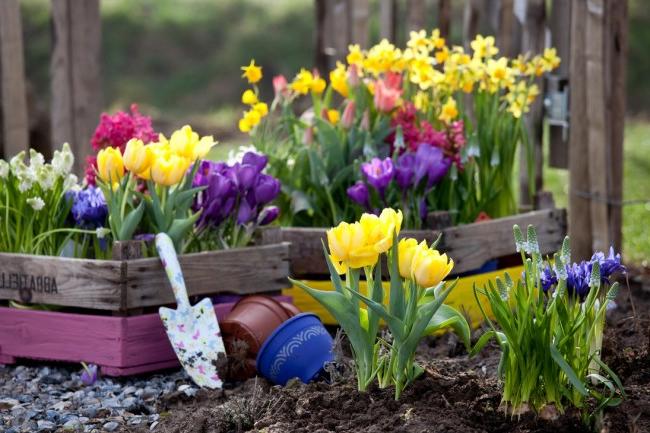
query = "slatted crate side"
xmin=0 ymin=253 xmax=124 ymax=309
xmin=259 ymin=209 xmax=567 ymax=278
xmin=124 ymin=242 xmax=292 ymax=309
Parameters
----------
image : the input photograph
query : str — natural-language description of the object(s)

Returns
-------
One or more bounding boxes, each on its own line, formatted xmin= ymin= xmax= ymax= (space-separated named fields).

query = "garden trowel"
xmin=156 ymin=233 xmax=225 ymax=389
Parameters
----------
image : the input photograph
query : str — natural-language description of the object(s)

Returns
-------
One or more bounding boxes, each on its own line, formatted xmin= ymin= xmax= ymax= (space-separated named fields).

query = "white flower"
xmin=227 ymin=145 xmax=261 ymax=165
xmin=52 ymin=143 xmax=74 ymax=176
xmin=9 ymin=151 xmax=27 ymax=176
xmin=29 ymin=149 xmax=45 ymax=171
xmin=95 ymin=227 xmax=110 ymax=239
xmin=63 ymin=173 xmax=78 ymax=191
xmin=0 ymin=160 xmax=9 ymax=179
xmin=37 ymin=165 xmax=56 ymax=191
xmin=287 ymin=157 xmax=295 ymax=169
xmin=18 ymin=179 xmax=33 ymax=193
xmin=26 ymin=197 xmax=45 ymax=211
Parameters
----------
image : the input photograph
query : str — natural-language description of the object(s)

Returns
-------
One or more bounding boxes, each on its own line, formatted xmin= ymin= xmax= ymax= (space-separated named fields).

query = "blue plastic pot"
xmin=256 ymin=313 xmax=334 ymax=385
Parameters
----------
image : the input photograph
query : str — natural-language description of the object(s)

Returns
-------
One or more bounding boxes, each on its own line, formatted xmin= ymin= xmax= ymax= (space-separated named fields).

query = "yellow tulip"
xmin=169 ymin=125 xmax=215 ymax=160
xmin=150 ymin=153 xmax=190 ymax=186
xmin=123 ymin=138 xmax=153 ymax=176
xmin=398 ymin=238 xmax=419 ymax=279
xmin=326 ymin=221 xmax=378 ymax=273
xmin=360 ymin=208 xmax=404 ymax=254
xmin=96 ymin=147 xmax=125 ymax=183
xmin=410 ymin=244 xmax=454 ymax=288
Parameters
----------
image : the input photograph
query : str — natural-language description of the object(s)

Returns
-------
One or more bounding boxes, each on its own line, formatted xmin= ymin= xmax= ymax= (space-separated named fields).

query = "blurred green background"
xmin=20 ymin=0 xmax=650 ymax=264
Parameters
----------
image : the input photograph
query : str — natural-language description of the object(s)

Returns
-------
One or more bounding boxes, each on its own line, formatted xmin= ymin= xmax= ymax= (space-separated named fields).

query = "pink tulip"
xmin=360 ymin=110 xmax=370 ymax=131
xmin=348 ymin=64 xmax=361 ymax=87
xmin=373 ymin=74 xmax=402 ymax=113
xmin=273 ymin=75 xmax=289 ymax=99
xmin=341 ymin=100 xmax=356 ymax=129
xmin=303 ymin=126 xmax=314 ymax=145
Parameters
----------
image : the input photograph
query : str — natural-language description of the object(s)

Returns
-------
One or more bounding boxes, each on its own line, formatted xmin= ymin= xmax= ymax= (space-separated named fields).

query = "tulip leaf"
xmin=146 ymin=180 xmax=167 ymax=230
xmin=367 ymin=261 xmax=383 ymax=343
xmin=167 ymin=211 xmax=202 ymax=251
xmin=322 ymin=241 xmax=345 ymax=294
xmin=388 ymin=232 xmax=405 ymax=320
xmin=423 ymin=304 xmax=471 ymax=350
xmin=343 ymin=284 xmax=406 ymax=342
xmin=117 ymin=201 xmax=145 ymax=241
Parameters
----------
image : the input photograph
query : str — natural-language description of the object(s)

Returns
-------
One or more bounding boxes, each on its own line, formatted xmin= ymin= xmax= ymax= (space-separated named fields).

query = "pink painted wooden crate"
xmin=0 ymin=296 xmax=288 ymax=376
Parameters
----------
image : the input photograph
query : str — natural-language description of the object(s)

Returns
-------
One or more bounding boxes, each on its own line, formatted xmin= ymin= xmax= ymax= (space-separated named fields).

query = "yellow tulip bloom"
xmin=360 ymin=208 xmax=403 ymax=254
xmin=169 ymin=125 xmax=215 ymax=160
xmin=398 ymin=238 xmax=419 ymax=279
xmin=123 ymin=138 xmax=153 ymax=176
xmin=150 ymin=153 xmax=190 ymax=186
xmin=241 ymin=60 xmax=262 ymax=84
xmin=326 ymin=221 xmax=378 ymax=273
xmin=97 ymin=147 xmax=125 ymax=183
xmin=410 ymin=244 xmax=454 ymax=288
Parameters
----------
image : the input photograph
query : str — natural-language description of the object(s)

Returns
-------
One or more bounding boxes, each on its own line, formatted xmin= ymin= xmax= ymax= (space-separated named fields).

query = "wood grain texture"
xmin=438 ymin=0 xmax=452 ymax=38
xmin=0 ymin=0 xmax=29 ymax=158
xmin=0 ymin=253 xmax=123 ymax=309
xmin=548 ymin=0 xmax=571 ymax=168
xmin=124 ymin=243 xmax=291 ymax=309
xmin=350 ymin=0 xmax=370 ymax=48
xmin=379 ymin=0 xmax=396 ymax=40
xmin=407 ymin=0 xmax=426 ymax=33
xmin=263 ymin=209 xmax=566 ymax=278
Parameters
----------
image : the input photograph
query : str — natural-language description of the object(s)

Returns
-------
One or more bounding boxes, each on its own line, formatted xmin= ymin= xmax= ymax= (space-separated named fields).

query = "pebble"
xmin=0 ymin=364 xmax=194 ymax=432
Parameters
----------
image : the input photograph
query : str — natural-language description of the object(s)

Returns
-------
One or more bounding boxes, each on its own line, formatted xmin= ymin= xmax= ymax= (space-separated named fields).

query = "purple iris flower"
xmin=70 ymin=187 xmax=108 ymax=229
xmin=258 ymin=206 xmax=280 ymax=226
xmin=242 ymin=152 xmax=268 ymax=173
xmin=414 ymin=144 xmax=451 ymax=188
xmin=361 ymin=157 xmax=394 ymax=197
xmin=540 ymin=264 xmax=558 ymax=293
xmin=591 ymin=247 xmax=625 ymax=283
xmin=347 ymin=181 xmax=370 ymax=209
xmin=254 ymin=174 xmax=281 ymax=204
xmin=395 ymin=153 xmax=416 ymax=190
xmin=565 ymin=261 xmax=593 ymax=301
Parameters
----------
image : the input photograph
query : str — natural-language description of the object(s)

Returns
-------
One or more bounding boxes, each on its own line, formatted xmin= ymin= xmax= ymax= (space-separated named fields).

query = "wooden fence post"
xmin=379 ymin=0 xmax=397 ymax=41
xmin=438 ymin=0 xmax=452 ymax=38
xmin=0 ymin=0 xmax=29 ymax=159
xmin=350 ymin=0 xmax=370 ymax=48
xmin=50 ymin=0 xmax=102 ymax=176
xmin=407 ymin=0 xmax=426 ymax=33
xmin=548 ymin=0 xmax=571 ymax=168
xmin=463 ymin=0 xmax=481 ymax=49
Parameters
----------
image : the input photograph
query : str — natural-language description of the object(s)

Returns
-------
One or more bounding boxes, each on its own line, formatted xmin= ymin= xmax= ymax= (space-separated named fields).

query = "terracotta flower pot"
xmin=221 ymin=296 xmax=301 ymax=380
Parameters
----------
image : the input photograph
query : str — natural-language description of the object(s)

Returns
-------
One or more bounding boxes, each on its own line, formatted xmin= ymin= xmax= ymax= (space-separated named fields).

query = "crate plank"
xmin=0 ymin=254 xmax=123 ymax=309
xmin=262 ymin=209 xmax=566 ymax=278
xmin=124 ymin=243 xmax=291 ymax=309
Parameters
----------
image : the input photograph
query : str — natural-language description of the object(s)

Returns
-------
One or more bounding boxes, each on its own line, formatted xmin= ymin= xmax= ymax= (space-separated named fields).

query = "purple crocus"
xmin=395 ymin=153 xmax=416 ymax=190
xmin=361 ymin=157 xmax=394 ymax=197
xmin=347 ymin=181 xmax=370 ymax=209
xmin=242 ymin=152 xmax=268 ymax=173
xmin=254 ymin=174 xmax=281 ymax=204
xmin=414 ymin=144 xmax=451 ymax=188
xmin=80 ymin=363 xmax=98 ymax=386
xmin=258 ymin=206 xmax=280 ymax=225
xmin=70 ymin=187 xmax=108 ymax=229
xmin=194 ymin=171 xmax=237 ymax=227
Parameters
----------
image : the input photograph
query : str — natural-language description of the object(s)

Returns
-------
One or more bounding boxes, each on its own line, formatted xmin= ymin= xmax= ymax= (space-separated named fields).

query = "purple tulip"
xmin=258 ymin=205 xmax=280 ymax=225
xmin=414 ymin=144 xmax=451 ymax=188
xmin=80 ymin=363 xmax=98 ymax=386
xmin=254 ymin=174 xmax=281 ymax=204
xmin=347 ymin=181 xmax=370 ymax=208
xmin=395 ymin=153 xmax=416 ymax=190
xmin=242 ymin=152 xmax=268 ymax=173
xmin=361 ymin=157 xmax=394 ymax=197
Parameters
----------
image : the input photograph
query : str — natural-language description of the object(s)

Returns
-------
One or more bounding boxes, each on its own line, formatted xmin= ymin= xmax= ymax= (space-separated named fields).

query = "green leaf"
xmin=470 ymin=330 xmax=507 ymax=357
xmin=423 ymin=304 xmax=471 ymax=350
xmin=550 ymin=342 xmax=588 ymax=396
xmin=342 ymin=284 xmax=406 ymax=341
xmin=321 ymin=241 xmax=345 ymax=294
xmin=117 ymin=201 xmax=145 ymax=241
xmin=167 ymin=211 xmax=202 ymax=251
xmin=388 ymin=231 xmax=405 ymax=320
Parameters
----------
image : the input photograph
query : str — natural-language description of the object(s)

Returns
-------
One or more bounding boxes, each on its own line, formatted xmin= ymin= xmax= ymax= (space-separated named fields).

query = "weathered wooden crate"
xmin=0 ymin=242 xmax=291 ymax=311
xmin=0 ymin=242 xmax=291 ymax=375
xmin=259 ymin=209 xmax=567 ymax=278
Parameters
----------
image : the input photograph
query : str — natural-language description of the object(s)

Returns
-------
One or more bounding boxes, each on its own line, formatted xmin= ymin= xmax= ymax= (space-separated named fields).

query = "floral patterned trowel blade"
xmin=156 ymin=233 xmax=225 ymax=389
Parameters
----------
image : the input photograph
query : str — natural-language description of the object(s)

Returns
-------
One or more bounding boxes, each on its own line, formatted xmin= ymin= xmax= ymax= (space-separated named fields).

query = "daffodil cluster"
xmin=472 ymin=226 xmax=624 ymax=425
xmin=95 ymin=125 xmax=215 ymax=249
xmin=238 ymin=61 xmax=269 ymax=133
xmin=0 ymin=144 xmax=78 ymax=255
xmin=292 ymin=208 xmax=469 ymax=399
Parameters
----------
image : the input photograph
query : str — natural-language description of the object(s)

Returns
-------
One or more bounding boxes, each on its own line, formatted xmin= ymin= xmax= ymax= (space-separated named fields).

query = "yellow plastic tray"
xmin=283 ymin=266 xmax=524 ymax=328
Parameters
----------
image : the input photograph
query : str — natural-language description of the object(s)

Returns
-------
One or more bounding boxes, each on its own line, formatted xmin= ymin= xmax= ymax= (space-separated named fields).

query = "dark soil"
xmin=133 ymin=280 xmax=650 ymax=433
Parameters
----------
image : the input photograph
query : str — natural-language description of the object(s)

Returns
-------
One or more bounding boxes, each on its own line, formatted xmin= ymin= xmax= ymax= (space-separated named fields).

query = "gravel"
xmin=0 ymin=363 xmax=198 ymax=432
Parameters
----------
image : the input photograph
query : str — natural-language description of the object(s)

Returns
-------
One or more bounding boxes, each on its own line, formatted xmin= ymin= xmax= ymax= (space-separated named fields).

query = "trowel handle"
xmin=155 ymin=233 xmax=190 ymax=309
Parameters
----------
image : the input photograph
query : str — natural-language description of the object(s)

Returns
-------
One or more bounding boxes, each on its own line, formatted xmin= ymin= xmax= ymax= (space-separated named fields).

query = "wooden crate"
xmin=0 ymin=296 xmax=292 ymax=376
xmin=0 ymin=242 xmax=291 ymax=312
xmin=259 ymin=209 xmax=567 ymax=278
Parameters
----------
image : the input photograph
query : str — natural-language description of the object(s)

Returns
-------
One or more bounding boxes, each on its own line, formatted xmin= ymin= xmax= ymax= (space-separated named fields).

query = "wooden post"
xmin=568 ymin=0 xmax=592 ymax=260
xmin=517 ymin=0 xmax=545 ymax=211
xmin=407 ymin=0 xmax=426 ymax=33
xmin=497 ymin=0 xmax=521 ymax=57
xmin=323 ymin=0 xmax=350 ymax=67
xmin=315 ymin=0 xmax=328 ymax=73
xmin=379 ymin=0 xmax=397 ymax=41
xmin=548 ymin=0 xmax=571 ymax=168
xmin=463 ymin=0 xmax=481 ymax=49
xmin=438 ymin=0 xmax=452 ymax=39
xmin=349 ymin=0 xmax=370 ymax=48
xmin=51 ymin=0 xmax=102 ymax=176
xmin=0 ymin=0 xmax=29 ymax=159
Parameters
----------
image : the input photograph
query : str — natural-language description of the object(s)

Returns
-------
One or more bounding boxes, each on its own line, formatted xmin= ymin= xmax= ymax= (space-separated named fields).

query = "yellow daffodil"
xmin=439 ymin=97 xmax=458 ymax=123
xmin=471 ymin=35 xmax=499 ymax=59
xmin=329 ymin=62 xmax=349 ymax=97
xmin=410 ymin=244 xmax=454 ymax=288
xmin=241 ymin=89 xmax=258 ymax=105
xmin=542 ymin=48 xmax=561 ymax=71
xmin=150 ymin=153 xmax=190 ymax=186
xmin=241 ymin=60 xmax=262 ymax=84
xmin=122 ymin=138 xmax=153 ymax=177
xmin=407 ymin=29 xmax=432 ymax=52
xmin=326 ymin=109 xmax=340 ymax=125
xmin=311 ymin=76 xmax=326 ymax=94
xmin=97 ymin=147 xmax=125 ymax=183
xmin=347 ymin=44 xmax=364 ymax=67
xmin=430 ymin=29 xmax=446 ymax=49
xmin=290 ymin=68 xmax=315 ymax=95
xmin=238 ymin=109 xmax=262 ymax=133
xmin=253 ymin=102 xmax=269 ymax=117
xmin=398 ymin=238 xmax=419 ymax=279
